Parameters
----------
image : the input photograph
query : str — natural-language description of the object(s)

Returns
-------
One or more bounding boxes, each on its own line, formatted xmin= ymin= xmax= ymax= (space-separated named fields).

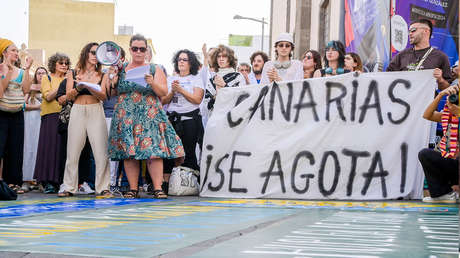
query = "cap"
xmin=275 ymin=33 xmax=294 ymax=46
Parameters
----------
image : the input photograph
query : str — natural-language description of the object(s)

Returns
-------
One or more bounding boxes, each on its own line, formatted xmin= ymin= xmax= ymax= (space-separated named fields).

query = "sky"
xmin=1 ymin=0 xmax=271 ymax=72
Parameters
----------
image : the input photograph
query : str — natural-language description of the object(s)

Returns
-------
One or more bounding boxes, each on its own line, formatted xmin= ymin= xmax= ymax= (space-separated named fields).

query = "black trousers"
xmin=418 ymin=148 xmax=459 ymax=197
xmin=0 ymin=110 xmax=24 ymax=186
xmin=164 ymin=118 xmax=201 ymax=173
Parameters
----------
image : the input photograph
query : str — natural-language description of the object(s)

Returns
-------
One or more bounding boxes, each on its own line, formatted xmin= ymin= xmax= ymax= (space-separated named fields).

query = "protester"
xmin=314 ymin=40 xmax=350 ymax=77
xmin=238 ymin=63 xmax=251 ymax=85
xmin=248 ymin=51 xmax=269 ymax=84
xmin=204 ymin=44 xmax=246 ymax=113
xmin=344 ymin=52 xmax=363 ymax=73
xmin=386 ymin=18 xmax=452 ymax=89
xmin=102 ymin=48 xmax=125 ymax=189
xmin=33 ymin=53 xmax=69 ymax=193
xmin=162 ymin=49 xmax=204 ymax=176
xmin=58 ymin=42 xmax=111 ymax=197
xmin=261 ymin=33 xmax=303 ymax=84
xmin=0 ymin=39 xmax=32 ymax=194
xmin=22 ymin=67 xmax=46 ymax=192
xmin=108 ymin=34 xmax=184 ymax=199
xmin=418 ymin=84 xmax=459 ymax=203
xmin=302 ymin=50 xmax=322 ymax=79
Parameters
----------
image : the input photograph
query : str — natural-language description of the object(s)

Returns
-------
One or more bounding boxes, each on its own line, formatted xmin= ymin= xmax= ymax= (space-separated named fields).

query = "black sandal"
xmin=99 ymin=190 xmax=114 ymax=198
xmin=123 ymin=189 xmax=139 ymax=199
xmin=153 ymin=189 xmax=167 ymax=199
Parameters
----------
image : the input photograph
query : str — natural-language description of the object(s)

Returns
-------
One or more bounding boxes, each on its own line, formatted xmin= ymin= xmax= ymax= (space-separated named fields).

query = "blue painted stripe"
xmin=0 ymin=198 xmax=170 ymax=218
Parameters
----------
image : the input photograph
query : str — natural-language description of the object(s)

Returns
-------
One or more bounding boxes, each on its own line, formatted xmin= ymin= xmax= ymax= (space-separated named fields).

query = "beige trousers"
xmin=61 ymin=103 xmax=110 ymax=194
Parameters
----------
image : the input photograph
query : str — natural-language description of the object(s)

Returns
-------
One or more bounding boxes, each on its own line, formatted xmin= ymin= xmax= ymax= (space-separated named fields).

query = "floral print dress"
xmin=108 ymin=64 xmax=184 ymax=161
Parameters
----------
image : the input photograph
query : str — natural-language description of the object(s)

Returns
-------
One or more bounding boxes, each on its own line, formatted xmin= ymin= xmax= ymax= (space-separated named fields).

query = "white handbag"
xmin=168 ymin=166 xmax=199 ymax=196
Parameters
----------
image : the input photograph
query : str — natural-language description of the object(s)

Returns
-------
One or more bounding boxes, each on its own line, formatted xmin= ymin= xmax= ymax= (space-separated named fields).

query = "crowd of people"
xmin=0 ymin=18 xmax=458 ymax=202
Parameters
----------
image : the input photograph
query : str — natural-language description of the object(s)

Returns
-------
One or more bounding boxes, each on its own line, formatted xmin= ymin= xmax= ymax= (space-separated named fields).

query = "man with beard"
xmin=387 ymin=18 xmax=452 ymax=90
xmin=248 ymin=51 xmax=268 ymax=85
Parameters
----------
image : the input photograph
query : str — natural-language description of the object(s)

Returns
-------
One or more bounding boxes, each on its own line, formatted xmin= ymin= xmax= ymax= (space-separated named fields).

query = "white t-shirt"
xmin=166 ymin=74 xmax=204 ymax=114
xmin=260 ymin=60 xmax=304 ymax=84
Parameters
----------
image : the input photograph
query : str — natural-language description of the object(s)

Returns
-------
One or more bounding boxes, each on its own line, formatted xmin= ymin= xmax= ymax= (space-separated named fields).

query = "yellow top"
xmin=40 ymin=75 xmax=63 ymax=116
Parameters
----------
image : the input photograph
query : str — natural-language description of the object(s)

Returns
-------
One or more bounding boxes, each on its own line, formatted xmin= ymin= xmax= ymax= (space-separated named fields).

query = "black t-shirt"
xmin=56 ymin=79 xmax=67 ymax=100
xmin=386 ymin=46 xmax=453 ymax=83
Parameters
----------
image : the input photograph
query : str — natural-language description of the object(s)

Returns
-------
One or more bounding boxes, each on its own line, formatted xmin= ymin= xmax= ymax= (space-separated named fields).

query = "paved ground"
xmin=0 ymin=192 xmax=457 ymax=258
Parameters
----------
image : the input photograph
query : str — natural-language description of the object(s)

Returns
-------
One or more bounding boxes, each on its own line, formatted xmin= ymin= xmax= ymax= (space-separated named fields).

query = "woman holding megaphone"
xmin=58 ymin=42 xmax=111 ymax=197
xmin=107 ymin=34 xmax=184 ymax=199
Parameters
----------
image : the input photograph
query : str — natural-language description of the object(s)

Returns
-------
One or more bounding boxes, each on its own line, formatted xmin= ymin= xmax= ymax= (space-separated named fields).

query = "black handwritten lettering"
xmin=342 ymin=149 xmax=371 ymax=196
xmin=350 ymin=80 xmax=358 ymax=121
xmin=293 ymin=81 xmax=319 ymax=122
xmin=229 ymin=151 xmax=251 ymax=193
xmin=201 ymin=146 xmax=213 ymax=192
xmin=269 ymin=82 xmax=293 ymax=121
xmin=361 ymin=151 xmax=389 ymax=197
xmin=400 ymin=143 xmax=408 ymax=193
xmin=387 ymin=79 xmax=411 ymax=124
xmin=359 ymin=80 xmax=383 ymax=125
xmin=249 ymin=85 xmax=269 ymax=121
xmin=260 ymin=151 xmax=286 ymax=194
xmin=326 ymin=82 xmax=347 ymax=121
xmin=208 ymin=154 xmax=229 ymax=192
xmin=318 ymin=151 xmax=340 ymax=196
xmin=227 ymin=93 xmax=250 ymax=128
xmin=291 ymin=151 xmax=315 ymax=194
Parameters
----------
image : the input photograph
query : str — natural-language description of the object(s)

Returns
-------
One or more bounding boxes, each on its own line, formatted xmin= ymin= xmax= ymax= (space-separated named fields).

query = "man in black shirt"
xmin=387 ymin=18 xmax=452 ymax=90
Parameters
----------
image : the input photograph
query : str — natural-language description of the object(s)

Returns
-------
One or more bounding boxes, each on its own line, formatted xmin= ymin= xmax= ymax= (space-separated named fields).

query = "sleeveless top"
xmin=0 ymin=69 xmax=25 ymax=112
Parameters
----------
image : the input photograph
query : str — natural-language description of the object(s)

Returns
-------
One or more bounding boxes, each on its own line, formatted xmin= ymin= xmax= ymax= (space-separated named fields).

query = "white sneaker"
xmin=422 ymin=192 xmax=458 ymax=203
xmin=77 ymin=182 xmax=95 ymax=194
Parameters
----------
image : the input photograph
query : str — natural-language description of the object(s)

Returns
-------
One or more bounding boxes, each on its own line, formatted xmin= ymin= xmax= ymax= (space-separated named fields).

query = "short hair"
xmin=346 ymin=52 xmax=363 ymax=72
xmin=238 ymin=63 xmax=251 ymax=72
xmin=129 ymin=34 xmax=147 ymax=47
xmin=76 ymin=42 xmax=101 ymax=74
xmin=410 ymin=18 xmax=433 ymax=38
xmin=47 ymin=52 xmax=71 ymax=74
xmin=210 ymin=45 xmax=237 ymax=70
xmin=303 ymin=50 xmax=322 ymax=71
xmin=172 ymin=49 xmax=200 ymax=75
xmin=33 ymin=66 xmax=48 ymax=84
xmin=323 ymin=40 xmax=346 ymax=69
xmin=250 ymin=51 xmax=269 ymax=65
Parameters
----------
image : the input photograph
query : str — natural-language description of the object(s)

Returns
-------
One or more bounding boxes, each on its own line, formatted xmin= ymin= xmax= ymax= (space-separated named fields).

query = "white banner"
xmin=200 ymin=71 xmax=435 ymax=200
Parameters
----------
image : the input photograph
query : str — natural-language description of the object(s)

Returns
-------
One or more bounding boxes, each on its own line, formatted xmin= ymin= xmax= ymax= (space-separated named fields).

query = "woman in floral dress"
xmin=108 ymin=34 xmax=184 ymax=198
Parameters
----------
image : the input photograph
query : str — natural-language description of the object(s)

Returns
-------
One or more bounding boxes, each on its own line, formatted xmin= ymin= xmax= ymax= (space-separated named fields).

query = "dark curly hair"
xmin=250 ymin=51 xmax=269 ymax=65
xmin=172 ymin=49 xmax=200 ymax=75
xmin=76 ymin=42 xmax=101 ymax=75
xmin=303 ymin=50 xmax=322 ymax=71
xmin=323 ymin=40 xmax=346 ymax=69
xmin=47 ymin=52 xmax=70 ymax=74
xmin=210 ymin=45 xmax=237 ymax=70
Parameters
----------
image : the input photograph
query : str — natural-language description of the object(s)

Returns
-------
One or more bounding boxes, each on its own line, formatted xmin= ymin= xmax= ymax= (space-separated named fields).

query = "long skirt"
xmin=23 ymin=110 xmax=41 ymax=181
xmin=34 ymin=113 xmax=63 ymax=184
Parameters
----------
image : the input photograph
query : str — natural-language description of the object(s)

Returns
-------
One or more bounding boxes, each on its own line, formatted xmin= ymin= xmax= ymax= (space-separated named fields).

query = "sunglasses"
xmin=131 ymin=47 xmax=147 ymax=53
xmin=89 ymin=50 xmax=97 ymax=55
xmin=177 ymin=58 xmax=189 ymax=62
xmin=304 ymin=55 xmax=313 ymax=60
xmin=409 ymin=26 xmax=428 ymax=33
xmin=58 ymin=61 xmax=69 ymax=66
xmin=36 ymin=71 xmax=47 ymax=75
xmin=277 ymin=43 xmax=291 ymax=48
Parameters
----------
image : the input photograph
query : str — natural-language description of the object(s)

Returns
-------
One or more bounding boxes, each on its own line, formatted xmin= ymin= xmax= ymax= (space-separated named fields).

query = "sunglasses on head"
xmin=177 ymin=58 xmax=189 ymax=62
xmin=58 ymin=61 xmax=69 ymax=66
xmin=131 ymin=46 xmax=147 ymax=53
